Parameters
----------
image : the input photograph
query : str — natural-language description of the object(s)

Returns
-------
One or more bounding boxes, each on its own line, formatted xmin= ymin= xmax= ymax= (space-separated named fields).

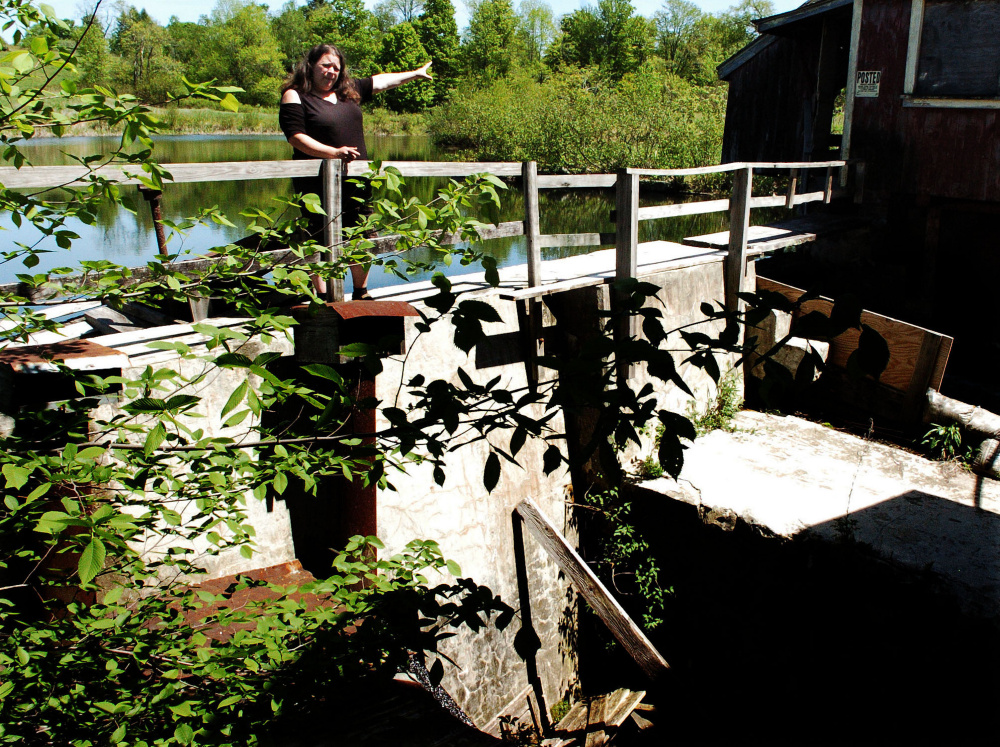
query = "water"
xmin=1 ymin=134 xmax=766 ymax=289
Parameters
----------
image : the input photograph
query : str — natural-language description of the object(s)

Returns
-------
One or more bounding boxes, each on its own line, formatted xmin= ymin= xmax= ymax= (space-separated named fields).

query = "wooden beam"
xmin=637 ymin=198 xmax=730 ymax=221
xmin=725 ymin=167 xmax=752 ymax=313
xmin=522 ymin=162 xmax=543 ymax=385
xmin=321 ymin=159 xmax=344 ymax=303
xmin=537 ymin=174 xmax=617 ymax=189
xmin=346 ymin=160 xmax=522 ymax=177
xmin=537 ymin=232 xmax=615 ymax=249
xmin=515 ymin=499 xmax=670 ymax=680
xmin=614 ymin=169 xmax=640 ymax=380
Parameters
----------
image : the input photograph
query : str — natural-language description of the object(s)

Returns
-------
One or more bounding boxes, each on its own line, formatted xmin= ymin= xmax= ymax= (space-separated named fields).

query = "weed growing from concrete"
xmin=922 ymin=423 xmax=974 ymax=465
xmin=686 ymin=368 xmax=744 ymax=436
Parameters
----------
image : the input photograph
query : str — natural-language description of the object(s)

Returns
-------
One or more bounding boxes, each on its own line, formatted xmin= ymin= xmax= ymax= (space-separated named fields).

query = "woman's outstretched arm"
xmin=372 ymin=61 xmax=432 ymax=92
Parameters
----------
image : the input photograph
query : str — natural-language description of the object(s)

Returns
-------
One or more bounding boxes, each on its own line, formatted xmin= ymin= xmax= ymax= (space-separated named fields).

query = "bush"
xmin=430 ymin=65 xmax=726 ymax=173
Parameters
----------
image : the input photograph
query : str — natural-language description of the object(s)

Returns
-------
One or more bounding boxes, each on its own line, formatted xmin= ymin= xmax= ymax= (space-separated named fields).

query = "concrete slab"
xmin=642 ymin=410 xmax=1000 ymax=615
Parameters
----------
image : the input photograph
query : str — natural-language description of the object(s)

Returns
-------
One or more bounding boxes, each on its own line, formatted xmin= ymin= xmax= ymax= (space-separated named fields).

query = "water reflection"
xmin=3 ymin=135 xmax=780 ymax=290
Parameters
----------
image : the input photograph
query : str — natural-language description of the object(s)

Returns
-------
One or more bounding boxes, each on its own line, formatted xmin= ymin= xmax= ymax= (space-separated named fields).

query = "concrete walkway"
xmin=641 ymin=410 xmax=1000 ymax=616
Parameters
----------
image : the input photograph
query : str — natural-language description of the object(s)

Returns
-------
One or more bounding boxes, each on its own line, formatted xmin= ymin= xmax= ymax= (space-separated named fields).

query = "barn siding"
xmin=851 ymin=0 xmax=1000 ymax=202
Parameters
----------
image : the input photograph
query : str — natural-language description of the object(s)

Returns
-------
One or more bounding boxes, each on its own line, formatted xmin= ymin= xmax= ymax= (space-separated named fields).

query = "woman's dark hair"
xmin=281 ymin=44 xmax=361 ymax=103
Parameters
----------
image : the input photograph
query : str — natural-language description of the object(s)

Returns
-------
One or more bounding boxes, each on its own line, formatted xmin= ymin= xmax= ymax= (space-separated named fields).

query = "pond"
xmin=2 ymin=134 xmax=773 ymax=291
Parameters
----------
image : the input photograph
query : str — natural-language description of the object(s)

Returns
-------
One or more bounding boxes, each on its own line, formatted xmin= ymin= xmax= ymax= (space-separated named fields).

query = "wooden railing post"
xmin=614 ymin=168 xmax=640 ymax=380
xmin=521 ymin=161 xmax=543 ymax=385
xmin=725 ymin=166 xmax=753 ymax=313
xmin=785 ymin=168 xmax=799 ymax=208
xmin=321 ymin=158 xmax=344 ymax=303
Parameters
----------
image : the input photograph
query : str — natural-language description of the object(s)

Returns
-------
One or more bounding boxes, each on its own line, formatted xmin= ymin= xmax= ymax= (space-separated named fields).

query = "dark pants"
xmin=292 ymin=176 xmax=374 ymax=240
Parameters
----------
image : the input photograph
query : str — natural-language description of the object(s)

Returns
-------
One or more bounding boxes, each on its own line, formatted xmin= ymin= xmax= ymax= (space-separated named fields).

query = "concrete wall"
xmin=370 ymin=257 xmax=741 ymax=729
xmin=90 ymin=333 xmax=298 ymax=583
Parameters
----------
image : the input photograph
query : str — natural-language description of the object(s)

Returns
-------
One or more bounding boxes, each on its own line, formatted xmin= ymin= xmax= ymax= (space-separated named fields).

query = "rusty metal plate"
xmin=0 ymin=339 xmax=128 ymax=372
xmin=326 ymin=300 xmax=420 ymax=320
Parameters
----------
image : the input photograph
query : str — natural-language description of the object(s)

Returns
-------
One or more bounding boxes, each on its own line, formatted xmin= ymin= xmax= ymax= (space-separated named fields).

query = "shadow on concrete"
xmin=577 ymin=486 xmax=1000 ymax=746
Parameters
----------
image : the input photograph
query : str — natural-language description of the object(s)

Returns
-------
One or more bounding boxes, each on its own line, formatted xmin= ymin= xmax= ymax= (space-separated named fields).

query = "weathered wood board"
xmin=683 ymin=215 xmax=868 ymax=256
xmin=515 ymin=500 xmax=670 ymax=680
xmin=757 ymin=276 xmax=953 ymax=395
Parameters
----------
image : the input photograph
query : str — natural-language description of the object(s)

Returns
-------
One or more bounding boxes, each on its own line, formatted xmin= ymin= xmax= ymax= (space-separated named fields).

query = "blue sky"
xmin=39 ymin=0 xmax=802 ymax=29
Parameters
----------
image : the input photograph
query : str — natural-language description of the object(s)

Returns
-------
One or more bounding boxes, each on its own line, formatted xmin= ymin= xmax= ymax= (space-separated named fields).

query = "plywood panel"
xmin=756 ymin=276 xmax=952 ymax=395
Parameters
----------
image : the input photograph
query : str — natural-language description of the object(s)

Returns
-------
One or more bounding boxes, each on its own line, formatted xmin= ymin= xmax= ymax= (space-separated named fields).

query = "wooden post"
xmin=725 ymin=166 xmax=753 ymax=313
xmin=823 ymin=166 xmax=834 ymax=204
xmin=522 ymin=161 xmax=543 ymax=385
xmin=614 ymin=168 xmax=640 ymax=380
xmin=853 ymin=160 xmax=866 ymax=205
xmin=321 ymin=158 xmax=344 ymax=303
xmin=138 ymin=186 xmax=169 ymax=257
xmin=785 ymin=168 xmax=799 ymax=208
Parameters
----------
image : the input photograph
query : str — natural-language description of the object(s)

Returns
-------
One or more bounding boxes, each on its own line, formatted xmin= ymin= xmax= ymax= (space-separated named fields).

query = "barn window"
xmin=904 ymin=0 xmax=1000 ymax=101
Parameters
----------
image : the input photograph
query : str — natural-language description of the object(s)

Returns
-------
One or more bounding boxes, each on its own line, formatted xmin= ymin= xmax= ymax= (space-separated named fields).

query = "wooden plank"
xmin=749 ymin=194 xmax=788 ymax=209
xmin=583 ymin=694 xmax=607 ymax=747
xmin=0 ymin=159 xmax=525 ymax=190
xmin=683 ymin=215 xmax=868 ymax=253
xmin=755 ymin=276 xmax=955 ymax=395
xmin=628 ymin=161 xmax=845 ymax=177
xmin=615 ymin=169 xmax=640 ymax=379
xmin=901 ymin=97 xmax=1000 ymax=110
xmin=3 ymin=320 xmax=92 ymax=347
xmin=0 ymin=300 xmax=101 ymax=333
xmin=726 ymin=166 xmax=752 ymax=312
xmin=523 ymin=162 xmax=541 ymax=288
xmin=515 ymin=499 xmax=670 ymax=680
xmin=537 ymin=174 xmax=616 ymax=189
xmin=637 ymin=198 xmax=730 ymax=221
xmin=604 ymin=689 xmax=646 ymax=728
xmin=786 ymin=169 xmax=799 ymax=208
xmin=0 ymin=160 xmax=325 ymax=189
xmin=346 ymin=160 xmax=521 ymax=177
xmin=0 ymin=339 xmax=129 ymax=373
xmin=841 ymin=0 xmax=865 ymax=160
xmin=537 ymin=232 xmax=615 ymax=248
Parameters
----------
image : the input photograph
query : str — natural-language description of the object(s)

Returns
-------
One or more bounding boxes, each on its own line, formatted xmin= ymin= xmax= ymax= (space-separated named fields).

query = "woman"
xmin=279 ymin=44 xmax=432 ymax=300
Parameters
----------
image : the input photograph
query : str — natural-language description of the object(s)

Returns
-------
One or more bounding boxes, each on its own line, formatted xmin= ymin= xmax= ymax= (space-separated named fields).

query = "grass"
xmin=686 ymin=368 xmax=744 ymax=436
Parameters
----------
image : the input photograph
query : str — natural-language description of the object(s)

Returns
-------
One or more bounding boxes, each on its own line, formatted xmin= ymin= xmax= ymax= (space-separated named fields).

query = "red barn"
xmin=720 ymin=0 xmax=1000 ymax=408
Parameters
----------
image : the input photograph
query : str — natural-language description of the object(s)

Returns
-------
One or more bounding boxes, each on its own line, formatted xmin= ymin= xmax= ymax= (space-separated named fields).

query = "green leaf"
xmin=483 ymin=452 xmax=500 ymax=493
xmin=78 ymin=537 xmax=106 ymax=585
xmin=111 ymin=723 xmax=126 ymax=744
xmin=174 ymin=723 xmax=195 ymax=745
xmin=29 ymin=36 xmax=48 ymax=55
xmin=222 ymin=381 xmax=248 ymax=418
xmin=445 ymin=559 xmax=462 ymax=577
xmin=2 ymin=463 xmax=29 ymax=489
xmin=273 ymin=471 xmax=288 ymax=495
xmin=143 ymin=422 xmax=167 ymax=456
xmin=220 ymin=93 xmax=240 ymax=112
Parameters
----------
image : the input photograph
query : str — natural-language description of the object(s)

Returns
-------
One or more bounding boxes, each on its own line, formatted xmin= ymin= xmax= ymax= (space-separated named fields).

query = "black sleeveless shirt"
xmin=278 ymin=77 xmax=374 ymax=159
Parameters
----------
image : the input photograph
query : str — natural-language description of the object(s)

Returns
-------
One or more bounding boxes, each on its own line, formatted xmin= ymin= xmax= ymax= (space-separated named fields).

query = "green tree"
xmin=305 ymin=0 xmax=382 ymax=76
xmin=108 ymin=5 xmax=181 ymax=100
xmin=73 ymin=14 xmax=113 ymax=88
xmin=594 ymin=0 xmax=652 ymax=79
xmin=654 ymin=0 xmax=705 ymax=80
xmin=517 ymin=0 xmax=555 ymax=64
xmin=374 ymin=0 xmax=424 ymax=25
xmin=377 ymin=21 xmax=433 ymax=111
xmin=166 ymin=17 xmax=210 ymax=70
xmin=413 ymin=0 xmax=460 ymax=104
xmin=200 ymin=0 xmax=285 ymax=105
xmin=463 ymin=0 xmax=518 ymax=79
xmin=271 ymin=0 xmax=310 ymax=70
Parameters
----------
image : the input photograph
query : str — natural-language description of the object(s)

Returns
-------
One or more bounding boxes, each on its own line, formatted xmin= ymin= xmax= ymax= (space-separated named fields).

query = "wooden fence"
xmin=0 ymin=158 xmax=857 ymax=313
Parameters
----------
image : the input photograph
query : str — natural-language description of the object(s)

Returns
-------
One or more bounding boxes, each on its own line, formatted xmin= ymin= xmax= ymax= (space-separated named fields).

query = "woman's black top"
xmin=279 ymin=78 xmax=375 ymax=231
xmin=278 ymin=77 xmax=374 ymax=159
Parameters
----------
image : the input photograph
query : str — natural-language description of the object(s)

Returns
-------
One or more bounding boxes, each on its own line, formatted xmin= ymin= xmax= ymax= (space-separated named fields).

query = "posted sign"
xmin=856 ymin=70 xmax=881 ymax=97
